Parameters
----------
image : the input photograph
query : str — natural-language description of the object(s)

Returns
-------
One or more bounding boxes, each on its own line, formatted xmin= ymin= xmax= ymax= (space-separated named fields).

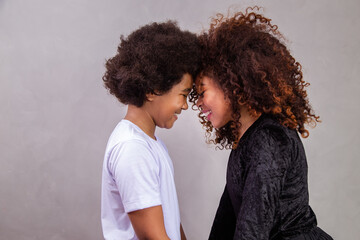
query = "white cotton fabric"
xmin=101 ymin=120 xmax=180 ymax=240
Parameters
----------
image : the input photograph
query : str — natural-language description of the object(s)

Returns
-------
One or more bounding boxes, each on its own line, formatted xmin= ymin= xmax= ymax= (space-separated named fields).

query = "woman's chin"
xmin=211 ymin=121 xmax=221 ymax=129
xmin=212 ymin=120 xmax=230 ymax=129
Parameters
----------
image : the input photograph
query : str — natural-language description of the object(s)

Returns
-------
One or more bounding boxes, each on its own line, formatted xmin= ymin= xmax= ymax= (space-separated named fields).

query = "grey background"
xmin=1 ymin=0 xmax=359 ymax=239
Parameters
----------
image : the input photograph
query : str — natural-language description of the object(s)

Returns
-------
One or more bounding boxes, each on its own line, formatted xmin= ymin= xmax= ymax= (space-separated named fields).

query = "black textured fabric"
xmin=209 ymin=114 xmax=333 ymax=240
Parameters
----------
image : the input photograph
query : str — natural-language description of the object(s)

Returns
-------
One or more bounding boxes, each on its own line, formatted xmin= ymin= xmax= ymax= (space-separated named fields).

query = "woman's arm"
xmin=233 ymin=128 xmax=289 ymax=240
xmin=209 ymin=186 xmax=236 ymax=240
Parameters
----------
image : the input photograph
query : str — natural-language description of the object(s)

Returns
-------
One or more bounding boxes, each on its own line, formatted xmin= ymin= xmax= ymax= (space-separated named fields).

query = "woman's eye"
xmin=198 ymin=91 xmax=204 ymax=97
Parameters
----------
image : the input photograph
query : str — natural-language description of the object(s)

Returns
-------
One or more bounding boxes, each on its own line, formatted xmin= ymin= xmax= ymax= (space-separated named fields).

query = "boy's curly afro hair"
xmin=189 ymin=7 xmax=320 ymax=149
xmin=103 ymin=21 xmax=200 ymax=107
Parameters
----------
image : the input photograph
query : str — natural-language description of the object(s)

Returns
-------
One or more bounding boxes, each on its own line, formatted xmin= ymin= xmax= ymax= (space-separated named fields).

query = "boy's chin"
xmin=165 ymin=122 xmax=175 ymax=129
xmin=158 ymin=120 xmax=176 ymax=129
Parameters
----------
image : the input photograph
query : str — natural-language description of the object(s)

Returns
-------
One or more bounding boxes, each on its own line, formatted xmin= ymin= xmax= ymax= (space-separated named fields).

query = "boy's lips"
xmin=174 ymin=112 xmax=181 ymax=120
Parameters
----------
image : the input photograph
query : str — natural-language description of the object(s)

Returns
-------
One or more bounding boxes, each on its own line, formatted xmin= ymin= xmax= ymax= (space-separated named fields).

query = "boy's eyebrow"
xmin=181 ymin=88 xmax=192 ymax=93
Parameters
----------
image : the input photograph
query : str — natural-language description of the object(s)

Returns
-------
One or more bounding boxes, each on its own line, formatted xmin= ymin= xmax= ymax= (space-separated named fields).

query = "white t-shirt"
xmin=101 ymin=120 xmax=181 ymax=240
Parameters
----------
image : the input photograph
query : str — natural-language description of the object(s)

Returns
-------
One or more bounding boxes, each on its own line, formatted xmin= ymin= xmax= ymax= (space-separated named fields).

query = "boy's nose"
xmin=182 ymin=101 xmax=188 ymax=110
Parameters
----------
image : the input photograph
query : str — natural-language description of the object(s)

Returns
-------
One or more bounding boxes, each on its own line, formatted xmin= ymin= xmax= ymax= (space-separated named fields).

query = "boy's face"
xmin=148 ymin=73 xmax=193 ymax=129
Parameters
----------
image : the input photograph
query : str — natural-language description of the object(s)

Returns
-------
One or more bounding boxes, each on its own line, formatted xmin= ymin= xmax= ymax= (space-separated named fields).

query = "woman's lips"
xmin=202 ymin=110 xmax=212 ymax=121
xmin=206 ymin=112 xmax=212 ymax=121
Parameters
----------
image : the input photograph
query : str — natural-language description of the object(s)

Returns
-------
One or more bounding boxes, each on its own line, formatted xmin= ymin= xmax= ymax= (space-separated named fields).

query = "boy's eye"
xmin=198 ymin=91 xmax=205 ymax=97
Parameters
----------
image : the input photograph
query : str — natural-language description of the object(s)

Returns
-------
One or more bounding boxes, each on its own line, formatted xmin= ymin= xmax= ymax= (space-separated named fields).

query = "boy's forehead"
xmin=174 ymin=73 xmax=193 ymax=91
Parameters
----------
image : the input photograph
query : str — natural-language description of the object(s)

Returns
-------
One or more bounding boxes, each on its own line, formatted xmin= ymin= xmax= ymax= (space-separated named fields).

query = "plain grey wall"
xmin=1 ymin=0 xmax=359 ymax=239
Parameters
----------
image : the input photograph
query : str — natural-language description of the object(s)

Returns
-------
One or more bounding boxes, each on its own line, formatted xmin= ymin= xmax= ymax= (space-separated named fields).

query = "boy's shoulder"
xmin=108 ymin=120 xmax=149 ymax=147
xmin=105 ymin=120 xmax=153 ymax=166
xmin=106 ymin=119 xmax=167 ymax=155
xmin=105 ymin=120 xmax=169 ymax=173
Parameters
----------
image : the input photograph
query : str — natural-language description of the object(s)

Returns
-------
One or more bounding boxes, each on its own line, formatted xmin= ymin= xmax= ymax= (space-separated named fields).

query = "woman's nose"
xmin=196 ymin=98 xmax=202 ymax=108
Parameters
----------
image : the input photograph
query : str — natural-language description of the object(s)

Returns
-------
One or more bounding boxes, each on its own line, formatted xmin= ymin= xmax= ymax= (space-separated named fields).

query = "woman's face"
xmin=196 ymin=76 xmax=233 ymax=128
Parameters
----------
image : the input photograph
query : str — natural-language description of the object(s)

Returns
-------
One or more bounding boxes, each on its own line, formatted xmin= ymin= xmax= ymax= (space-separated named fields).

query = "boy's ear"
xmin=146 ymin=93 xmax=157 ymax=102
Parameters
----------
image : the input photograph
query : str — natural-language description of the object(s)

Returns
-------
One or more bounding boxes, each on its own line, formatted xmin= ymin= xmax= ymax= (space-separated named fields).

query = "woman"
xmin=190 ymin=7 xmax=333 ymax=240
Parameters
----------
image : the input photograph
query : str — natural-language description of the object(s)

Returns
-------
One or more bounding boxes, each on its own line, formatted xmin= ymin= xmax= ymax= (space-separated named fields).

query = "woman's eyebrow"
xmin=195 ymin=82 xmax=205 ymax=89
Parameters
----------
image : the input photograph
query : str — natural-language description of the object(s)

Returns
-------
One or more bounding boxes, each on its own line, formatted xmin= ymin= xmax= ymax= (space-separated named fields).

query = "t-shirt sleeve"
xmin=234 ymin=127 xmax=290 ymax=240
xmin=108 ymin=139 xmax=161 ymax=213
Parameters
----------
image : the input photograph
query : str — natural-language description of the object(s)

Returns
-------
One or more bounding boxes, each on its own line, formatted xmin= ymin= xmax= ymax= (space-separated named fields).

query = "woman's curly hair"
xmin=103 ymin=21 xmax=200 ymax=107
xmin=189 ymin=7 xmax=320 ymax=149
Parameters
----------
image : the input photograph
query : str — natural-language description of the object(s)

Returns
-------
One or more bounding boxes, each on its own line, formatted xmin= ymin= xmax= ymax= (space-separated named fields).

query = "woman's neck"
xmin=238 ymin=108 xmax=261 ymax=139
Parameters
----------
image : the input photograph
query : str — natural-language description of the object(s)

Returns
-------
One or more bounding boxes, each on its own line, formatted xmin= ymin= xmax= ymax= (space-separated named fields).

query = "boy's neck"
xmin=124 ymin=105 xmax=157 ymax=140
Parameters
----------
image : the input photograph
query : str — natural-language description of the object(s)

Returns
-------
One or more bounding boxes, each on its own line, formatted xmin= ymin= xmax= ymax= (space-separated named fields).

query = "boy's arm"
xmin=128 ymin=205 xmax=170 ymax=240
xmin=180 ymin=223 xmax=187 ymax=240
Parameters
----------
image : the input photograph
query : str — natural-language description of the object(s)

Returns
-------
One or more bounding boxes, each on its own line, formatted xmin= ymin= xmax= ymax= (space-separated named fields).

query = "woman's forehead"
xmin=195 ymin=76 xmax=204 ymax=90
xmin=196 ymin=75 xmax=214 ymax=87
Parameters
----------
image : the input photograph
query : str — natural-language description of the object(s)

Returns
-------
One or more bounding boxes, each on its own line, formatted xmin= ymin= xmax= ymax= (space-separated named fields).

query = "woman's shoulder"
xmin=250 ymin=114 xmax=293 ymax=144
xmin=239 ymin=115 xmax=296 ymax=171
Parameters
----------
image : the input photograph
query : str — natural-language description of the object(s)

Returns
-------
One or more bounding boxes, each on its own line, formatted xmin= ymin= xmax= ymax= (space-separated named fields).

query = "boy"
xmin=101 ymin=21 xmax=200 ymax=240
